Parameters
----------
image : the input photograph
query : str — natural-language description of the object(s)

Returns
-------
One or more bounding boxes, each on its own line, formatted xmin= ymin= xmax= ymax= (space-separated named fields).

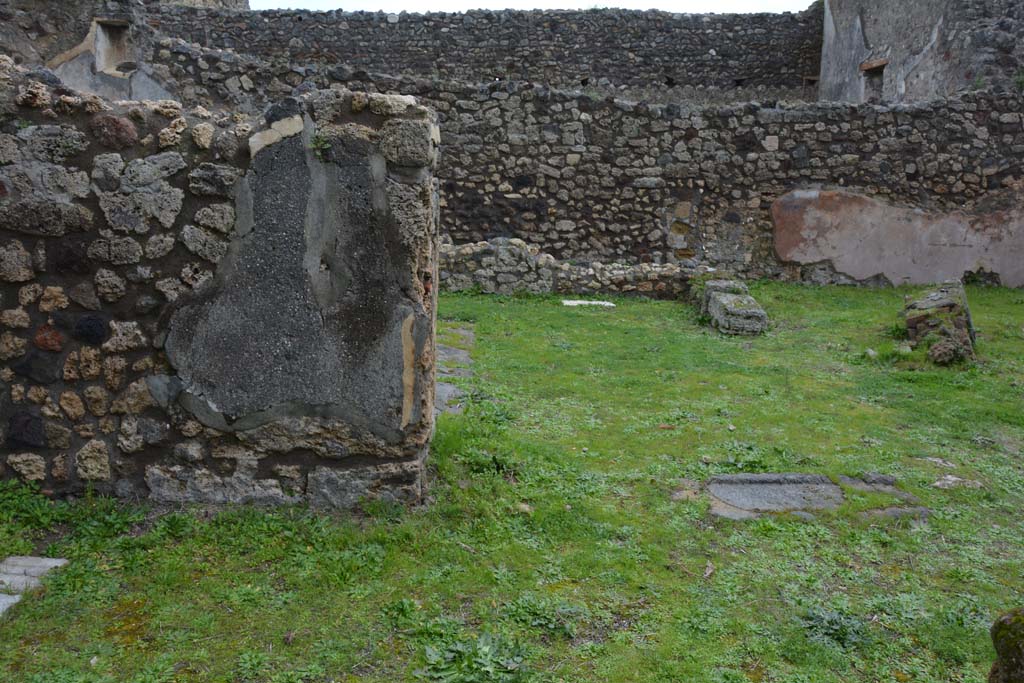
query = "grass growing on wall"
xmin=1 ymin=283 xmax=1023 ymax=683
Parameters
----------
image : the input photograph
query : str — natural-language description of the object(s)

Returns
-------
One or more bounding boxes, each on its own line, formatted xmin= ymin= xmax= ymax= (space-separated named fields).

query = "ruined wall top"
xmin=145 ymin=3 xmax=824 ymax=91
xmin=155 ymin=0 xmax=249 ymax=8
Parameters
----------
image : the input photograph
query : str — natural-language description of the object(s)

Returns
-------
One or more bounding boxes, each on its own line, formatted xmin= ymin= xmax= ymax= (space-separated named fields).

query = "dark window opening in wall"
xmin=733 ymin=78 xmax=747 ymax=87
xmin=95 ymin=21 xmax=132 ymax=75
xmin=580 ymin=77 xmax=590 ymax=87
xmin=860 ymin=58 xmax=888 ymax=104
xmin=665 ymin=76 xmax=676 ymax=87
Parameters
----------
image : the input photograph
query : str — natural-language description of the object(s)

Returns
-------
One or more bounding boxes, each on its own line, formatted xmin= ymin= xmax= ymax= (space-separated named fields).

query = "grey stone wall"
xmin=0 ymin=58 xmax=440 ymax=507
xmin=146 ymin=39 xmax=1024 ymax=279
xmin=819 ymin=0 xmax=1024 ymax=103
xmin=0 ymin=0 xmax=107 ymax=65
xmin=161 ymin=0 xmax=249 ymax=9
xmin=145 ymin=4 xmax=824 ymax=92
xmin=439 ymin=238 xmax=692 ymax=299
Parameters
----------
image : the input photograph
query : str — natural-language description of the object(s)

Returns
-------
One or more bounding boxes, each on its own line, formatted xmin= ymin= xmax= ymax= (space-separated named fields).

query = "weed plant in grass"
xmin=1 ymin=284 xmax=1022 ymax=682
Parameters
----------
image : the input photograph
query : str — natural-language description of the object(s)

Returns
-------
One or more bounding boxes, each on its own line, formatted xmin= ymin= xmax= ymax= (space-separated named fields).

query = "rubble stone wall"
xmin=145 ymin=4 xmax=824 ymax=91
xmin=439 ymin=238 xmax=691 ymax=299
xmin=149 ymin=41 xmax=1024 ymax=279
xmin=0 ymin=58 xmax=440 ymax=506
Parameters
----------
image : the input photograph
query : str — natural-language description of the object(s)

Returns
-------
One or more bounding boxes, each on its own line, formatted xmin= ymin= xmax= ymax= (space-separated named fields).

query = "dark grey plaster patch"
xmin=163 ymin=118 xmax=430 ymax=444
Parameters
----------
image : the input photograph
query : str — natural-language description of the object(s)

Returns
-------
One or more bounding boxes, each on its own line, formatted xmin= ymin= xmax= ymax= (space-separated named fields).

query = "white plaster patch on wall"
xmin=248 ymin=115 xmax=305 ymax=158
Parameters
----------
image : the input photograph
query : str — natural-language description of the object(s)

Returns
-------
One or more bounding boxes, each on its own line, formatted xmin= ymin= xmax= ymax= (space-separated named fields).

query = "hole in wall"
xmin=94 ymin=21 xmax=132 ymax=75
xmin=860 ymin=58 xmax=888 ymax=104
xmin=864 ymin=67 xmax=885 ymax=103
xmin=664 ymin=76 xmax=676 ymax=87
xmin=580 ymin=77 xmax=590 ymax=87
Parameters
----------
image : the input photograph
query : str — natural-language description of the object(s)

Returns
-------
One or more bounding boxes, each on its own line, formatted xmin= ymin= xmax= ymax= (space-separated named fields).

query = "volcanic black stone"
xmin=49 ymin=238 xmax=90 ymax=274
xmin=11 ymin=350 xmax=62 ymax=384
xmin=72 ymin=315 xmax=108 ymax=345
xmin=264 ymin=97 xmax=302 ymax=125
xmin=7 ymin=409 xmax=46 ymax=448
xmin=25 ymin=68 xmax=62 ymax=86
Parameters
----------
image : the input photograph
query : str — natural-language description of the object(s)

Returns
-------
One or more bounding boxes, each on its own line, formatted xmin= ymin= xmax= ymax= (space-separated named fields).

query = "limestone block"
xmin=6 ymin=453 xmax=46 ymax=481
xmin=75 ymin=440 xmax=111 ymax=481
xmin=700 ymin=279 xmax=748 ymax=316
xmin=0 ymin=240 xmax=34 ymax=282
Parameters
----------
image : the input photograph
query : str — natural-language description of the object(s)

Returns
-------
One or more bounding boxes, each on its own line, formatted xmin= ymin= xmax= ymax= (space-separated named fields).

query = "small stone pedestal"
xmin=700 ymin=280 xmax=768 ymax=335
xmin=903 ymin=282 xmax=975 ymax=365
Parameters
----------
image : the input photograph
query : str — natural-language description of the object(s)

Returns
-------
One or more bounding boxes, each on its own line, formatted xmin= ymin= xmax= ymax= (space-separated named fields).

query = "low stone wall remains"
xmin=439 ymin=238 xmax=691 ymax=299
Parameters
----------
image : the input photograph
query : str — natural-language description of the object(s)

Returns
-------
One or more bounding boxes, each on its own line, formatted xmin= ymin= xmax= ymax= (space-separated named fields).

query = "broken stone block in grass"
xmin=989 ymin=608 xmax=1024 ymax=683
xmin=903 ymin=281 xmax=975 ymax=365
xmin=700 ymin=280 xmax=768 ymax=335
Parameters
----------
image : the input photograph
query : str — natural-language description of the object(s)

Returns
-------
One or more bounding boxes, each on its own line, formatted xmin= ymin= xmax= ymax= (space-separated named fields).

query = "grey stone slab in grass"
xmin=707 ymin=473 xmax=844 ymax=515
xmin=0 ymin=556 xmax=68 ymax=577
xmin=0 ymin=593 xmax=22 ymax=617
xmin=839 ymin=474 xmax=919 ymax=502
xmin=0 ymin=573 xmax=41 ymax=593
xmin=435 ymin=382 xmax=466 ymax=416
xmin=438 ymin=344 xmax=472 ymax=368
xmin=448 ymin=327 xmax=476 ymax=346
xmin=861 ymin=506 xmax=931 ymax=522
xmin=0 ymin=556 xmax=69 ymax=618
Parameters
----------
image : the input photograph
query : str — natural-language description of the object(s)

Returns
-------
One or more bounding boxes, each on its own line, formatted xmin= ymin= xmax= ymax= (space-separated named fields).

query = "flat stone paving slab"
xmin=0 ymin=556 xmax=69 ymax=576
xmin=562 ymin=300 xmax=616 ymax=308
xmin=0 ymin=556 xmax=68 ymax=617
xmin=0 ymin=594 xmax=21 ymax=615
xmin=435 ymin=382 xmax=466 ymax=416
xmin=436 ymin=325 xmax=474 ymax=415
xmin=679 ymin=473 xmax=926 ymax=521
xmin=708 ymin=473 xmax=845 ymax=514
xmin=438 ymin=345 xmax=473 ymax=372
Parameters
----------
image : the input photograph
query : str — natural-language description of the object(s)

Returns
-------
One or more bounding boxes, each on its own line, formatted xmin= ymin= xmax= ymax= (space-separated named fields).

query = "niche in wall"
xmin=94 ymin=21 xmax=133 ymax=75
xmin=860 ymin=58 xmax=888 ymax=104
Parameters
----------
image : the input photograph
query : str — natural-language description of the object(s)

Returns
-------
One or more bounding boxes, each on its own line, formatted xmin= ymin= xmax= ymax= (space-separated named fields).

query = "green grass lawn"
xmin=2 ymin=283 xmax=1023 ymax=683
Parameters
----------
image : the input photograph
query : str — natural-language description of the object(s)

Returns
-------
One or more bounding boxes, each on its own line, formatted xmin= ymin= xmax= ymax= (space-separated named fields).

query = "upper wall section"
xmin=146 ymin=4 xmax=824 ymax=91
xmin=158 ymin=0 xmax=249 ymax=8
xmin=0 ymin=0 xmax=107 ymax=65
xmin=819 ymin=0 xmax=1024 ymax=103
